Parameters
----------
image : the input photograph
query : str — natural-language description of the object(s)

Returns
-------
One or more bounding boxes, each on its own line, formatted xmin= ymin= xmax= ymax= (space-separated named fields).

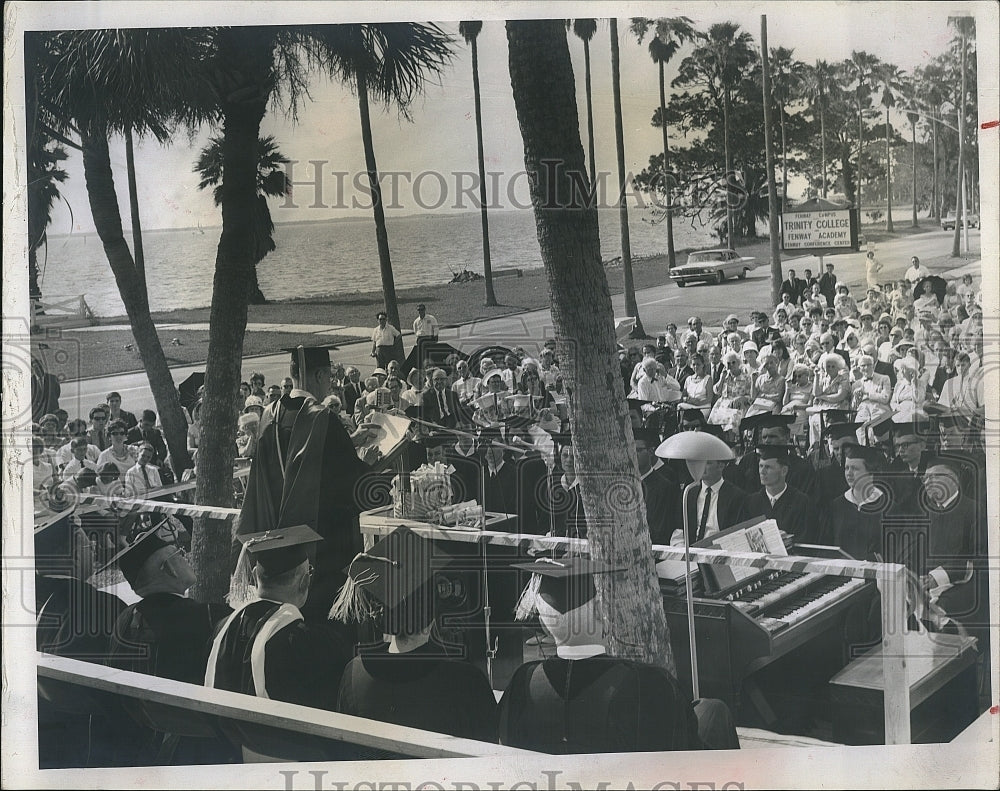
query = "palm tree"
xmin=458 ymin=21 xmax=497 ymax=307
xmin=194 ymin=135 xmax=290 ymax=304
xmin=506 ymin=18 xmax=675 ymax=673
xmin=948 ymin=16 xmax=975 ymax=257
xmin=569 ymin=19 xmax=599 ymax=189
xmin=769 ymin=47 xmax=804 ymax=209
xmin=123 ymin=127 xmax=147 ymax=295
xmin=875 ymin=62 xmax=905 ymax=231
xmin=26 ymin=141 xmax=68 ymax=309
xmin=841 ymin=51 xmax=880 ymax=217
xmin=318 ymin=24 xmax=454 ymax=361
xmin=609 ymin=18 xmax=645 ymax=338
xmin=904 ymin=78 xmax=921 ymax=228
xmin=673 ymin=22 xmax=756 ymax=247
xmin=800 ymin=60 xmax=838 ymax=198
xmin=30 ymin=28 xmax=206 ymax=485
xmin=629 ymin=16 xmax=695 ymax=270
xmin=917 ymin=62 xmax=948 ymax=219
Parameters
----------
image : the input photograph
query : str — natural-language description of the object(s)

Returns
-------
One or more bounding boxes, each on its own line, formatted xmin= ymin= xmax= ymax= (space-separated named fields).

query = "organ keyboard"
xmin=660 ymin=553 xmax=875 ymax=718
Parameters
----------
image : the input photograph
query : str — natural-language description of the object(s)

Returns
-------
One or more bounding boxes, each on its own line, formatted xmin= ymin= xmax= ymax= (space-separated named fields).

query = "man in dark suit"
xmin=818 ymin=262 xmax=838 ymax=307
xmin=480 ymin=427 xmax=549 ymax=535
xmin=342 ymin=367 xmax=363 ymax=417
xmin=420 ymin=367 xmax=462 ymax=429
xmin=126 ymin=409 xmax=169 ymax=469
xmin=742 ymin=446 xmax=818 ymax=543
xmin=670 ymin=457 xmax=745 ymax=546
xmin=779 ymin=268 xmax=806 ymax=305
xmin=750 ymin=312 xmax=781 ymax=349
xmin=633 ymin=429 xmax=681 ymax=546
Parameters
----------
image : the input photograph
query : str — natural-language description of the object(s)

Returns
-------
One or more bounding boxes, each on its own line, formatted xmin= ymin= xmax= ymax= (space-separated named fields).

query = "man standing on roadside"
xmin=818 ymin=262 xmax=838 ymax=308
xmin=371 ymin=311 xmax=401 ymax=370
xmin=412 ymin=303 xmax=439 ymax=343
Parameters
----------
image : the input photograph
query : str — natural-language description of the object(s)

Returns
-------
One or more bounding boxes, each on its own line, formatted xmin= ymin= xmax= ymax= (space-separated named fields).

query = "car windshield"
xmin=688 ymin=252 xmax=721 ymax=263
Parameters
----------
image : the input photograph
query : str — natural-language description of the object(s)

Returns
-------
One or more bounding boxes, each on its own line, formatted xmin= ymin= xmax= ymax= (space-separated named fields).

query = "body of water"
xmin=41 ymin=208 xmax=717 ymax=316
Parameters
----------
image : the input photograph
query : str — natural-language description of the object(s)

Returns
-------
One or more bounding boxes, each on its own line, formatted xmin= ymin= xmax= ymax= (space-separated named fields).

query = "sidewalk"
xmin=71 ymin=321 xmax=393 ymax=339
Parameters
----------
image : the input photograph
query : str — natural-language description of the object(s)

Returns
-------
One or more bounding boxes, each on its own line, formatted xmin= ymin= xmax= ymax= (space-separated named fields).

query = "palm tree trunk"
xmin=820 ymin=102 xmax=827 ymax=198
xmin=80 ymin=129 xmax=192 ymax=480
xmin=857 ymin=103 xmax=864 ymax=216
xmin=507 ymin=18 xmax=674 ymax=673
xmin=358 ymin=70 xmax=404 ymax=361
xmin=779 ymin=105 xmax=788 ymax=210
xmin=192 ymin=32 xmax=273 ymax=604
xmin=723 ymin=89 xmax=735 ymax=247
xmin=885 ymin=108 xmax=894 ymax=232
xmin=911 ymin=122 xmax=918 ymax=227
xmin=470 ymin=37 xmax=497 ymax=307
xmin=761 ymin=18 xmax=782 ymax=307
xmin=952 ymin=29 xmax=966 ymax=257
xmin=124 ymin=126 xmax=146 ymax=295
xmin=658 ymin=60 xmax=676 ymax=270
xmin=931 ymin=121 xmax=938 ymax=218
xmin=584 ymin=38 xmax=597 ymax=191
xmin=609 ymin=19 xmax=645 ymax=338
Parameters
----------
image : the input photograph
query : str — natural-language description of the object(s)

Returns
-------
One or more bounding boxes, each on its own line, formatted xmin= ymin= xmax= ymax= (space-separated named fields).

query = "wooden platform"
xmin=829 ymin=632 xmax=979 ymax=745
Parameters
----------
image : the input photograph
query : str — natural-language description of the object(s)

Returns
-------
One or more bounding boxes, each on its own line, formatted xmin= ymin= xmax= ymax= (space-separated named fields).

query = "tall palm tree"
xmin=609 ymin=18 xmax=645 ymax=338
xmin=800 ymin=60 xmax=838 ymax=198
xmin=769 ymin=47 xmax=804 ymax=209
xmin=458 ymin=21 xmax=497 ymax=307
xmin=506 ymin=17 xmax=675 ymax=673
xmin=875 ymin=62 xmax=905 ymax=231
xmin=569 ymin=19 xmax=599 ymax=189
xmin=31 ymin=28 xmax=208 ymax=485
xmin=948 ymin=17 xmax=975 ymax=257
xmin=918 ymin=62 xmax=948 ymax=219
xmin=318 ymin=24 xmax=453 ymax=361
xmin=674 ymin=22 xmax=756 ymax=247
xmin=124 ymin=127 xmax=146 ymax=295
xmin=904 ymin=78 xmax=921 ymax=228
xmin=629 ymin=16 xmax=695 ymax=270
xmin=194 ymin=135 xmax=290 ymax=304
xmin=841 ymin=51 xmax=880 ymax=217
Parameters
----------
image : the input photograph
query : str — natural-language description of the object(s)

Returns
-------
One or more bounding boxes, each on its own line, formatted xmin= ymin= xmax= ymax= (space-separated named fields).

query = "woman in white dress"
xmin=676 ymin=353 xmax=714 ymax=419
xmin=96 ymin=419 xmax=138 ymax=477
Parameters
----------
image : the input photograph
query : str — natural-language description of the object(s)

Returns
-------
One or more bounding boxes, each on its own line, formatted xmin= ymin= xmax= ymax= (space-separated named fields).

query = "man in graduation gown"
xmin=331 ymin=527 xmax=498 ymax=743
xmin=743 ymin=446 xmax=820 ymax=544
xmin=479 ymin=426 xmax=549 ymax=535
xmin=730 ymin=413 xmax=817 ymax=497
xmin=547 ymin=435 xmax=587 ymax=539
xmin=237 ymin=344 xmax=384 ymax=622
xmin=499 ymin=557 xmax=739 ymax=753
xmin=206 ymin=526 xmax=352 ymax=711
xmin=814 ymin=422 xmax=863 ymax=506
xmin=106 ymin=522 xmax=230 ymax=684
xmin=634 ymin=428 xmax=681 ymax=546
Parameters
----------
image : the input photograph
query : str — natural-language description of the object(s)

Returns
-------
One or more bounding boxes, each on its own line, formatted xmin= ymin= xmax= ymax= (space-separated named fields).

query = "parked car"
xmin=941 ymin=212 xmax=979 ymax=230
xmin=670 ymin=248 xmax=757 ymax=287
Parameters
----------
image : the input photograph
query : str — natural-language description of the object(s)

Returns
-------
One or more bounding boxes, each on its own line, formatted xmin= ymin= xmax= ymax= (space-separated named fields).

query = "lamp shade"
xmin=654 ymin=431 xmax=734 ymax=461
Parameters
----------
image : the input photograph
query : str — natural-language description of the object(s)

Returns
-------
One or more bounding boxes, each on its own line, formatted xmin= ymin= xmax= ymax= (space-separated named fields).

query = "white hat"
xmin=741 ymin=341 xmax=759 ymax=354
xmin=238 ymin=412 xmax=259 ymax=428
xmin=244 ymin=395 xmax=264 ymax=409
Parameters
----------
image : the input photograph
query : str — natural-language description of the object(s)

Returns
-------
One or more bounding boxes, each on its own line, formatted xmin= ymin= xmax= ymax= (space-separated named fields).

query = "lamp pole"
xmin=681 ymin=480 xmax=701 ymax=699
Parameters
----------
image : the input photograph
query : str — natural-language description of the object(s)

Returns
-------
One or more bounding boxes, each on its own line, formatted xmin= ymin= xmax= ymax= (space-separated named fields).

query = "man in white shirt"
xmin=450 ymin=359 xmax=480 ymax=404
xmin=371 ymin=311 xmax=401 ymax=370
xmin=123 ymin=442 xmax=162 ymax=499
xmin=903 ymin=256 xmax=931 ymax=284
xmin=635 ymin=357 xmax=682 ymax=404
xmin=412 ymin=303 xmax=439 ymax=341
xmin=682 ymin=316 xmax=715 ymax=348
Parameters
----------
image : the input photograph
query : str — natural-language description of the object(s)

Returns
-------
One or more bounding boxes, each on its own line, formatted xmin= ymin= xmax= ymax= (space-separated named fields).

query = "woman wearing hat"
xmin=889 ymin=356 xmax=928 ymax=422
xmin=808 ymin=353 xmax=851 ymax=445
xmin=864 ymin=250 xmax=883 ymax=290
xmin=745 ymin=351 xmax=786 ymax=418
xmin=708 ymin=351 xmax=752 ymax=435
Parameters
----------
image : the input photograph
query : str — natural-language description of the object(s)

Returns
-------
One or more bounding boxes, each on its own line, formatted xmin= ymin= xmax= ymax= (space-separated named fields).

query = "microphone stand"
xmin=681 ymin=481 xmax=701 ymax=700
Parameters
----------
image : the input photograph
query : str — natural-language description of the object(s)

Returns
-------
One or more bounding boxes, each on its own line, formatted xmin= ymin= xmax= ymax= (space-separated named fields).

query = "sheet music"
xmin=712 ymin=519 xmax=785 ymax=581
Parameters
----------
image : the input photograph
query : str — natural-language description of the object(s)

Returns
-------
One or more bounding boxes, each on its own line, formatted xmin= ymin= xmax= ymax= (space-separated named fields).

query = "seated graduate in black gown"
xmin=821 ymin=445 xmax=890 ymax=561
xmin=331 ymin=526 xmax=498 ymax=743
xmin=106 ymin=519 xmax=231 ymax=684
xmin=499 ymin=557 xmax=739 ymax=753
xmin=742 ymin=445 xmax=820 ymax=544
xmin=205 ymin=525 xmax=352 ymax=712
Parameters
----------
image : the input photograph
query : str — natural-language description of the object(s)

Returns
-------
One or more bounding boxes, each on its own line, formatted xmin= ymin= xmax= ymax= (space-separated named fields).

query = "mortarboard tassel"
xmin=226 ymin=539 xmax=258 ymax=609
xmin=513 ymin=572 xmax=542 ymax=622
xmin=328 ymin=566 xmax=381 ymax=623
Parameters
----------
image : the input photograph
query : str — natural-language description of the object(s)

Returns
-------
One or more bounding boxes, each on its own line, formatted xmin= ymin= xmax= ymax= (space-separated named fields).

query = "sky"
xmin=14 ymin=1 xmax=989 ymax=235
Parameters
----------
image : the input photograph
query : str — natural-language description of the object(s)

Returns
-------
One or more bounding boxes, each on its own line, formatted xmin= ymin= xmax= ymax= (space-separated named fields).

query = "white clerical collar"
xmin=766 ymin=484 xmax=787 ymax=505
xmin=845 ymin=488 xmax=880 ymax=507
xmin=561 ymin=474 xmax=579 ymax=491
xmin=487 ymin=457 xmax=506 ymax=476
xmin=287 ymin=388 xmax=313 ymax=400
xmin=454 ymin=443 xmax=476 ymax=458
xmin=639 ymin=459 xmax=664 ymax=481
xmin=555 ymin=644 xmax=607 ymax=659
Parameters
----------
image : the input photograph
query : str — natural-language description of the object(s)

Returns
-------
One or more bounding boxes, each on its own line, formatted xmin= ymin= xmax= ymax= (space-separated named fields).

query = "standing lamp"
xmin=655 ymin=431 xmax=735 ymax=699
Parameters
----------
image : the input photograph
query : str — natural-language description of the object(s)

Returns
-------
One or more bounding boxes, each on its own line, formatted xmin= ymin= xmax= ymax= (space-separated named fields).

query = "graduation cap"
xmin=701 ymin=424 xmax=728 ymax=440
xmin=510 ymin=556 xmax=623 ymax=619
xmin=823 ymin=421 xmax=863 ymax=441
xmin=739 ymin=412 xmax=795 ymax=434
xmin=632 ymin=427 xmax=660 ymax=446
xmin=932 ymin=411 xmax=970 ymax=430
xmin=756 ymin=444 xmax=796 ymax=463
xmin=679 ymin=408 xmax=708 ymax=426
xmin=890 ymin=419 xmax=932 ymax=441
xmin=329 ymin=526 xmax=455 ymax=635
xmin=228 ymin=525 xmax=324 ymax=608
xmin=34 ymin=515 xmax=79 ymax=575
xmin=420 ymin=432 xmax=453 ymax=449
xmin=821 ymin=409 xmax=852 ymax=426
xmin=98 ymin=519 xmax=177 ymax=586
xmin=280 ymin=344 xmax=339 ymax=375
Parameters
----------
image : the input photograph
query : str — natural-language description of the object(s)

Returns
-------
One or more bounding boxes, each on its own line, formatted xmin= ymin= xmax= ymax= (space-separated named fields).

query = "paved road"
xmin=57 ymin=228 xmax=978 ymax=418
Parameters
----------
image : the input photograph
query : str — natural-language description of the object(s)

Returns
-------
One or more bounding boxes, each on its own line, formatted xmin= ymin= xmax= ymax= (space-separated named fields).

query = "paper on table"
xmin=356 ymin=411 xmax=412 ymax=463
xmin=712 ymin=519 xmax=785 ymax=582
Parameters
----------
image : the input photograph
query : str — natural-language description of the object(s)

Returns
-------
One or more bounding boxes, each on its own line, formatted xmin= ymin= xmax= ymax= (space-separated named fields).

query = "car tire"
xmin=676 ymin=280 xmax=686 ymax=288
xmin=715 ymin=270 xmax=725 ymax=285
xmin=738 ymin=268 xmax=748 ymax=280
